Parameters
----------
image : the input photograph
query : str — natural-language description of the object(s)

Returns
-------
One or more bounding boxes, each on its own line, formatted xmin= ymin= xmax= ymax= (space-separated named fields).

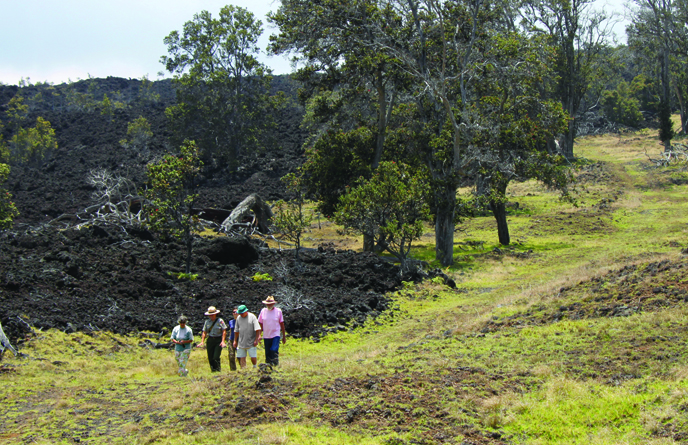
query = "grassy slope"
xmin=2 ymin=129 xmax=688 ymax=444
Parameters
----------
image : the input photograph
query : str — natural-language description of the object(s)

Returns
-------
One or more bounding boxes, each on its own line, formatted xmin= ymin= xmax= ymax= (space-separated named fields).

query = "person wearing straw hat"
xmin=232 ymin=305 xmax=261 ymax=369
xmin=170 ymin=315 xmax=194 ymax=377
xmin=258 ymin=296 xmax=286 ymax=366
xmin=196 ymin=306 xmax=227 ymax=372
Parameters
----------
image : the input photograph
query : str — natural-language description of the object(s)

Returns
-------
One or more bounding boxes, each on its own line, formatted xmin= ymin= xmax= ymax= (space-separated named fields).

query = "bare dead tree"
xmin=645 ymin=143 xmax=688 ymax=166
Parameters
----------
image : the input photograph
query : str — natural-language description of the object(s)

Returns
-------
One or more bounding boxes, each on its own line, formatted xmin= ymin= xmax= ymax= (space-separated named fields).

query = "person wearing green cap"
xmin=232 ymin=304 xmax=262 ymax=369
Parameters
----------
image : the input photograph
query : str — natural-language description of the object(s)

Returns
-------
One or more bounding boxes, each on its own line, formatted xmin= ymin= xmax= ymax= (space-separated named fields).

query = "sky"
xmin=0 ymin=0 xmax=629 ymax=87
xmin=0 ymin=0 xmax=293 ymax=85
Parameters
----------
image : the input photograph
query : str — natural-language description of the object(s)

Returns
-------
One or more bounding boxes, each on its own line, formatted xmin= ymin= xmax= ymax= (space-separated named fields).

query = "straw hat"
xmin=204 ymin=306 xmax=220 ymax=315
xmin=262 ymin=296 xmax=277 ymax=305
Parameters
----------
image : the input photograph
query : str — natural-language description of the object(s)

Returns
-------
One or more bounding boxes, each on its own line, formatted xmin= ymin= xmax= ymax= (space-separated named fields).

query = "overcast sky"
xmin=0 ymin=0 xmax=628 ymax=86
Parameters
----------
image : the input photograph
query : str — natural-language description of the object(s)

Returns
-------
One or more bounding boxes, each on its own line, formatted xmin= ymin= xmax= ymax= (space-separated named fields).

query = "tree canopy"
xmin=162 ymin=5 xmax=283 ymax=167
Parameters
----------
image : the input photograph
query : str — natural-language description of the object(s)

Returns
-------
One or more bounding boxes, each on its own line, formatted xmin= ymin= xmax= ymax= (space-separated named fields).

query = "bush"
xmin=601 ymin=81 xmax=643 ymax=127
xmin=120 ymin=116 xmax=153 ymax=152
xmin=6 ymin=117 xmax=57 ymax=165
xmin=0 ymin=163 xmax=19 ymax=229
xmin=334 ymin=161 xmax=430 ymax=268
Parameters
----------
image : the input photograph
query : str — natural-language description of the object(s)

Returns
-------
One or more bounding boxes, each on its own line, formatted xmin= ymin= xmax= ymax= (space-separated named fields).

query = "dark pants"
xmin=263 ymin=336 xmax=281 ymax=366
xmin=206 ymin=336 xmax=223 ymax=372
xmin=227 ymin=343 xmax=237 ymax=371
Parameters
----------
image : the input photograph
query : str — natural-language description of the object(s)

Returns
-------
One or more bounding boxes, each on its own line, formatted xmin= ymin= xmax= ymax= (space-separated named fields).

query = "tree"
xmin=272 ymin=173 xmax=313 ymax=260
xmin=627 ymin=0 xmax=683 ymax=149
xmin=138 ymin=74 xmax=160 ymax=104
xmin=119 ymin=116 xmax=153 ymax=153
xmin=0 ymin=163 xmax=19 ymax=229
xmin=161 ymin=5 xmax=283 ymax=167
xmin=469 ymin=33 xmax=571 ymax=245
xmin=334 ymin=161 xmax=430 ymax=270
xmin=270 ymin=0 xmax=571 ymax=265
xmin=5 ymin=96 xmax=29 ymax=130
xmin=100 ymin=94 xmax=114 ymax=122
xmin=521 ymin=0 xmax=616 ymax=159
xmin=7 ymin=117 xmax=58 ymax=166
xmin=269 ymin=0 xmax=409 ymax=171
xmin=144 ymin=140 xmax=203 ymax=274
xmin=269 ymin=0 xmax=417 ymax=252
xmin=601 ymin=81 xmax=643 ymax=127
xmin=299 ymin=126 xmax=375 ymax=216
xmin=367 ymin=0 xmax=566 ymax=265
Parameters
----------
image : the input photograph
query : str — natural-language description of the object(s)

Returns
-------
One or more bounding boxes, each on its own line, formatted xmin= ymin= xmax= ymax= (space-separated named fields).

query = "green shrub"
xmin=120 ymin=116 xmax=153 ymax=151
xmin=168 ymin=272 xmax=199 ymax=281
xmin=7 ymin=117 xmax=57 ymax=165
xmin=252 ymin=272 xmax=273 ymax=282
xmin=601 ymin=82 xmax=642 ymax=127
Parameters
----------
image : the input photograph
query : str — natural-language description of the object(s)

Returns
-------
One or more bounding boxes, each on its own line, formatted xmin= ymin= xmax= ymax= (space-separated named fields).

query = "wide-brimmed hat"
xmin=204 ymin=306 xmax=220 ymax=315
xmin=262 ymin=296 xmax=277 ymax=305
xmin=237 ymin=305 xmax=248 ymax=314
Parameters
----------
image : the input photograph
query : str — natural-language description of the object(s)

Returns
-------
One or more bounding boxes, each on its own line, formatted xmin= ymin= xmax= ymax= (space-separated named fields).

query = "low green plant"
xmin=252 ymin=272 xmax=273 ymax=282
xmin=167 ymin=271 xmax=199 ymax=281
xmin=335 ymin=161 xmax=431 ymax=269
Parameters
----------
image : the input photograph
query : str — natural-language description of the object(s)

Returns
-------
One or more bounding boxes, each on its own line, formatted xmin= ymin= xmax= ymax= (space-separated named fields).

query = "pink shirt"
xmin=258 ymin=307 xmax=284 ymax=339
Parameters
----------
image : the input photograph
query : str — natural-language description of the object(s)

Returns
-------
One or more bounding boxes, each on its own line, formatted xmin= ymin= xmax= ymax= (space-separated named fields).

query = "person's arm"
xmin=232 ymin=323 xmax=239 ymax=349
xmin=280 ymin=321 xmax=286 ymax=344
xmin=220 ymin=328 xmax=227 ymax=348
xmin=171 ymin=327 xmax=178 ymax=345
xmin=254 ymin=316 xmax=262 ymax=346
xmin=254 ymin=328 xmax=262 ymax=347
xmin=197 ymin=328 xmax=207 ymax=348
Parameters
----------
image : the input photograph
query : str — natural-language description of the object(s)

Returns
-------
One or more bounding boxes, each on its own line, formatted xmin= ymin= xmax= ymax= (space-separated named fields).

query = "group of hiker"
xmin=170 ymin=296 xmax=286 ymax=377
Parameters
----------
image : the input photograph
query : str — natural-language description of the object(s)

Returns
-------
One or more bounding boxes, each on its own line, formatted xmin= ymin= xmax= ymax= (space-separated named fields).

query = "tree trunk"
xmin=662 ymin=48 xmax=672 ymax=152
xmin=435 ymin=209 xmax=454 ymax=266
xmin=363 ymin=233 xmax=375 ymax=252
xmin=673 ymin=81 xmax=687 ymax=135
xmin=434 ymin=185 xmax=456 ymax=266
xmin=491 ymin=200 xmax=510 ymax=246
xmin=185 ymin=231 xmax=193 ymax=274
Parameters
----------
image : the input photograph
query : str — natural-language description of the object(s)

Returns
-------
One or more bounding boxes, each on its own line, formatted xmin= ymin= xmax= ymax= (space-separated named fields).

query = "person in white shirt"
xmin=170 ymin=315 xmax=194 ymax=377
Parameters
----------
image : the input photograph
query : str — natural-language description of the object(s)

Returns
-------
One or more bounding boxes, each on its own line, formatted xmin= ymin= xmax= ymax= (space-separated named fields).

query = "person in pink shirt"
xmin=257 ymin=296 xmax=286 ymax=366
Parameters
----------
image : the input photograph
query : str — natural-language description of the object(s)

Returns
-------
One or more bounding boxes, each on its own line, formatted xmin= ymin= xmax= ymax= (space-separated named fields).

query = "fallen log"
xmin=220 ymin=193 xmax=273 ymax=234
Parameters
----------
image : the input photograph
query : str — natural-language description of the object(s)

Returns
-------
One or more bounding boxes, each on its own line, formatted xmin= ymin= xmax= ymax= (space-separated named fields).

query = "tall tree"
xmin=627 ymin=0 xmax=685 ymax=148
xmin=269 ymin=0 xmax=411 ymax=251
xmin=363 ymin=0 xmax=544 ymax=265
xmin=161 ymin=5 xmax=282 ymax=167
xmin=520 ymin=0 xmax=616 ymax=159
xmin=470 ymin=34 xmax=571 ymax=245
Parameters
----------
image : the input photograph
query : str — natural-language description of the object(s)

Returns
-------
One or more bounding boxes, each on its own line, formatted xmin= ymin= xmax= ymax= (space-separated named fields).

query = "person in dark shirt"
xmin=227 ymin=307 xmax=238 ymax=371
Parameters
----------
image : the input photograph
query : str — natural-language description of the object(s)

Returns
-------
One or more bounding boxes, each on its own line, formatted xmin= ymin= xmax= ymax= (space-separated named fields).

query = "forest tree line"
xmin=0 ymin=0 xmax=686 ymax=268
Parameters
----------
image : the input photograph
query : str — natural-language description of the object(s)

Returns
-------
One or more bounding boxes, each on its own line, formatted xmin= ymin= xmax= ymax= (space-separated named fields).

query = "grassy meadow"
xmin=3 ymin=127 xmax=688 ymax=444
